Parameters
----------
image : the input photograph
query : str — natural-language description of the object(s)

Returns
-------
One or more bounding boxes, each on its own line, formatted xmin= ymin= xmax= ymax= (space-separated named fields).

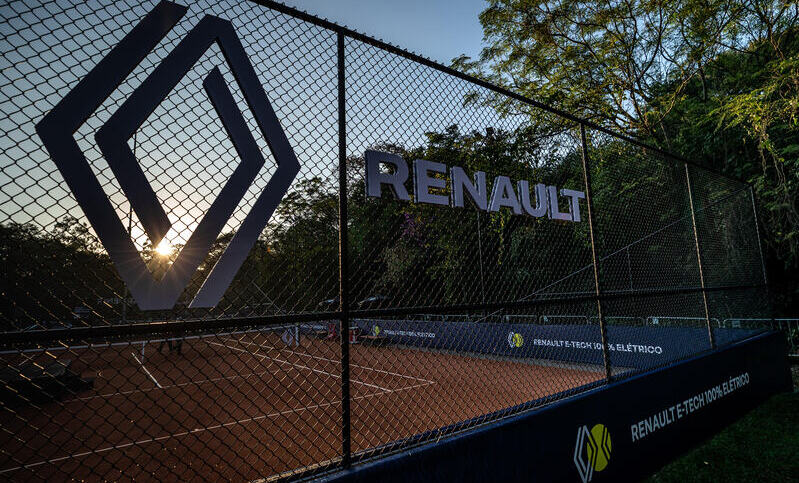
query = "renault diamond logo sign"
xmin=574 ymin=423 xmax=612 ymax=483
xmin=35 ymin=1 xmax=300 ymax=310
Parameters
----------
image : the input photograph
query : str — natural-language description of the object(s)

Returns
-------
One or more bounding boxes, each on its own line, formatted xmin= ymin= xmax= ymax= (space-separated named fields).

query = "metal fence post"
xmin=749 ymin=186 xmax=768 ymax=287
xmin=337 ymin=31 xmax=352 ymax=468
xmin=749 ymin=186 xmax=776 ymax=327
xmin=684 ymin=163 xmax=715 ymax=349
xmin=579 ymin=124 xmax=612 ymax=382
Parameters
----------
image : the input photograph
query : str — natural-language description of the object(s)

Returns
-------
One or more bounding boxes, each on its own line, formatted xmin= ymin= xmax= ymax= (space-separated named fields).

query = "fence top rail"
xmin=0 ymin=283 xmax=766 ymax=347
xmin=244 ymin=0 xmax=747 ymax=185
xmin=723 ymin=318 xmax=799 ymax=322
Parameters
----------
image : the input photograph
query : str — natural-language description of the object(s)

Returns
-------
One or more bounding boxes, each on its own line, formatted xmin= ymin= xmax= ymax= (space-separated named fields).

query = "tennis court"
xmin=0 ymin=0 xmax=774 ymax=479
xmin=0 ymin=325 xmax=604 ymax=480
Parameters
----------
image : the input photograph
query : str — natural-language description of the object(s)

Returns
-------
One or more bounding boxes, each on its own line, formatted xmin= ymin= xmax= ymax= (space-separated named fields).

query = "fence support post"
xmin=684 ymin=163 xmax=715 ymax=349
xmin=749 ymin=186 xmax=769 ymax=287
xmin=749 ymin=185 xmax=777 ymax=330
xmin=336 ymin=31 xmax=352 ymax=468
xmin=579 ymin=124 xmax=612 ymax=382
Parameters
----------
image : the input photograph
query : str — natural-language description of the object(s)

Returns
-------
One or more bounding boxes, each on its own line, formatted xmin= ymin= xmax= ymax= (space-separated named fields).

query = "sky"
xmin=1 ymin=0 xmax=498 ymax=257
xmin=279 ymin=0 xmax=488 ymax=65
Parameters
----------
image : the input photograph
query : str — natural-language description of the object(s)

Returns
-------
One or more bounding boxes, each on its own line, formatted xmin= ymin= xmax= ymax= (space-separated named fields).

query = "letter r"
xmin=365 ymin=150 xmax=410 ymax=200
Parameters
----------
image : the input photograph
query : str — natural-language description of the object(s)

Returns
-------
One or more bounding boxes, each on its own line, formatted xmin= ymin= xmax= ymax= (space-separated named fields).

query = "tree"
xmin=456 ymin=0 xmax=799 ymax=314
xmin=347 ymin=125 xmax=595 ymax=308
xmin=0 ymin=219 xmax=118 ymax=330
xmin=648 ymin=28 xmax=799 ymax=310
xmin=457 ymin=0 xmax=798 ymax=142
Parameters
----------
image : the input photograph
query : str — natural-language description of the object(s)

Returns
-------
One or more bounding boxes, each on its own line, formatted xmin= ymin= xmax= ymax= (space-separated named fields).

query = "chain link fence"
xmin=0 ymin=0 xmax=774 ymax=480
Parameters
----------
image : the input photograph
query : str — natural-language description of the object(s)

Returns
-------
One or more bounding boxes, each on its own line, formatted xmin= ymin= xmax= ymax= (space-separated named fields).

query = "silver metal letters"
xmin=365 ymin=150 xmax=586 ymax=222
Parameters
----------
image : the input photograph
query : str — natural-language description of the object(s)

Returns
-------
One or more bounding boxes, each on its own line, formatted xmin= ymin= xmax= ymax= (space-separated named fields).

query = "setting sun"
xmin=154 ymin=238 xmax=173 ymax=257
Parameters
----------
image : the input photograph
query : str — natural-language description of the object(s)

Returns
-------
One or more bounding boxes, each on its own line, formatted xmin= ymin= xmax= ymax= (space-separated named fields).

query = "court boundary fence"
xmin=1 ymin=0 xmax=775 ymax=478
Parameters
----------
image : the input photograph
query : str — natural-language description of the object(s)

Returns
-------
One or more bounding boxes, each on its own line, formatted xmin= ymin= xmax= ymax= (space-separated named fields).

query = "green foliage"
xmin=0 ymin=220 xmax=117 ymax=329
xmin=8 ymin=0 xmax=799 ymax=325
xmin=458 ymin=0 xmax=761 ymax=136
xmin=345 ymin=125 xmax=592 ymax=306
xmin=463 ymin=0 xmax=799 ymax=314
xmin=650 ymin=30 xmax=799 ymax=311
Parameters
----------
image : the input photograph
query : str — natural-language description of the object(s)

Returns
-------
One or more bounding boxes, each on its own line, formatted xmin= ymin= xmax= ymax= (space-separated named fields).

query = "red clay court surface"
xmin=0 ymin=329 xmax=604 ymax=481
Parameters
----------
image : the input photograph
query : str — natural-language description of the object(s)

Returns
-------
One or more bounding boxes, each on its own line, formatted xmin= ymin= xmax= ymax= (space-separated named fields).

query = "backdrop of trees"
xmin=2 ymin=0 xmax=791 ymax=330
xmin=455 ymin=0 xmax=798 ymax=313
xmin=1 ymin=123 xmax=760 ymax=329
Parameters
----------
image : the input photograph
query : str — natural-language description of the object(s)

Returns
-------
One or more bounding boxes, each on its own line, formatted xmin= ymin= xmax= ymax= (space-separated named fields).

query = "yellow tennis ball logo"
xmin=586 ymin=424 xmax=611 ymax=471
xmin=372 ymin=325 xmax=381 ymax=336
xmin=574 ymin=423 xmax=612 ymax=483
xmin=507 ymin=332 xmax=524 ymax=348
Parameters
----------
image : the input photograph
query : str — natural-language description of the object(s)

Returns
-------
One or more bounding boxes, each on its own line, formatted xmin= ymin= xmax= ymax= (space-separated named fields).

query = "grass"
xmin=646 ymin=368 xmax=799 ymax=482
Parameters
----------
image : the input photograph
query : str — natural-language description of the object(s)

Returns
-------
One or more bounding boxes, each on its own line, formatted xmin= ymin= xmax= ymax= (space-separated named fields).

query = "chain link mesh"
xmin=0 ymin=0 xmax=773 ymax=480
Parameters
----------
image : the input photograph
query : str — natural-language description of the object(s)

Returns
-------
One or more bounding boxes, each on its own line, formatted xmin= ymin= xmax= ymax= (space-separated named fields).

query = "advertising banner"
xmin=352 ymin=318 xmax=761 ymax=369
xmin=325 ymin=331 xmax=791 ymax=483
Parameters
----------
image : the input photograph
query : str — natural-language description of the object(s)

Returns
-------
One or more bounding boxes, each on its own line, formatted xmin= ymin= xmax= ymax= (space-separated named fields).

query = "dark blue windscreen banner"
xmin=351 ymin=318 xmax=763 ymax=369
xmin=324 ymin=331 xmax=791 ymax=483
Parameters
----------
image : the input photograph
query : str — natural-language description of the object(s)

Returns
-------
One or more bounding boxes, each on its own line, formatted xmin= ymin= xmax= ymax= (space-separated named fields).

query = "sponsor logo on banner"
xmin=507 ymin=332 xmax=524 ymax=348
xmin=281 ymin=328 xmax=295 ymax=347
xmin=36 ymin=1 xmax=300 ymax=310
xmin=368 ymin=324 xmax=435 ymax=339
xmin=574 ymin=423 xmax=612 ymax=483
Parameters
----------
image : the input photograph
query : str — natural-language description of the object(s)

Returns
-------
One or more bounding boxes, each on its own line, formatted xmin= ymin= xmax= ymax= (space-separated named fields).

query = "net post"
xmin=579 ymin=123 xmax=612 ymax=383
xmin=684 ymin=163 xmax=715 ymax=349
xmin=336 ymin=31 xmax=352 ymax=469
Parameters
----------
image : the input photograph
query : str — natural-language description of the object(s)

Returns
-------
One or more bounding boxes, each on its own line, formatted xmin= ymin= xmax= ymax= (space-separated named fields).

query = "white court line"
xmin=131 ymin=352 xmax=162 ymax=389
xmin=208 ymin=341 xmax=390 ymax=392
xmin=0 ymin=327 xmax=289 ymax=355
xmin=0 ymin=380 xmax=433 ymax=475
xmin=59 ymin=335 xmax=431 ymax=403
xmin=64 ymin=367 xmax=281 ymax=403
xmin=227 ymin=337 xmax=435 ymax=384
